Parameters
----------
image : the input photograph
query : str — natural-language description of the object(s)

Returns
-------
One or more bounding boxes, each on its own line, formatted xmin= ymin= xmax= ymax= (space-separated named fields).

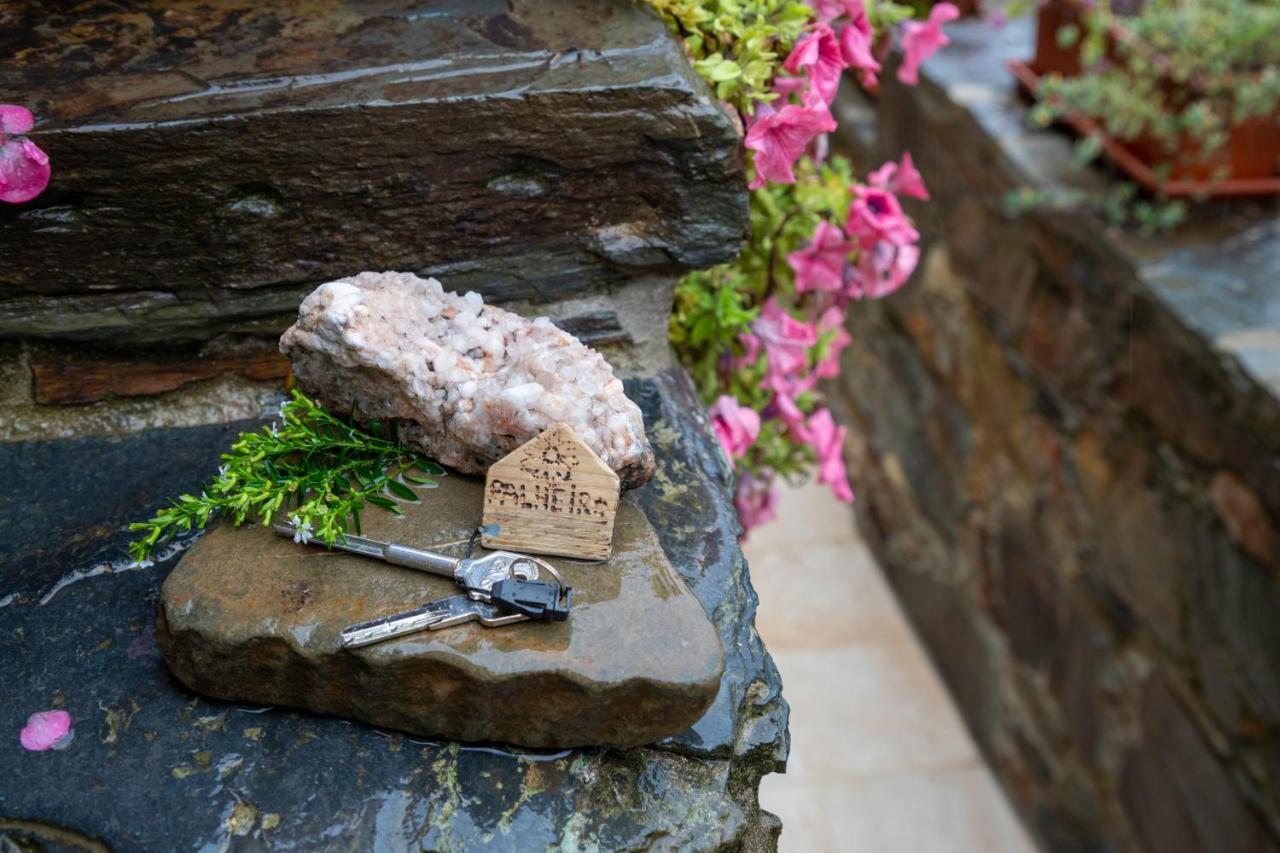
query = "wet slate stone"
xmin=0 ymin=369 xmax=787 ymax=850
xmin=0 ymin=0 xmax=748 ymax=344
xmin=156 ymin=476 xmax=724 ymax=748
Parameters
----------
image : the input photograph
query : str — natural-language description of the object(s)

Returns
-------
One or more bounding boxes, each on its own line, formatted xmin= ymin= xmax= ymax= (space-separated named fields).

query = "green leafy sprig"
xmin=128 ymin=390 xmax=443 ymax=563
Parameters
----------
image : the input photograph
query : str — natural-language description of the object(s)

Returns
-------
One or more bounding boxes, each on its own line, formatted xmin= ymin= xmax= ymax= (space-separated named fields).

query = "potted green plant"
xmin=1011 ymin=0 xmax=1280 ymax=196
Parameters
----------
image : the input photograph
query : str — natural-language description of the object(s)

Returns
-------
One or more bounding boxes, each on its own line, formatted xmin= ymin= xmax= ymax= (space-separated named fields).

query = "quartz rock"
xmin=280 ymin=272 xmax=655 ymax=488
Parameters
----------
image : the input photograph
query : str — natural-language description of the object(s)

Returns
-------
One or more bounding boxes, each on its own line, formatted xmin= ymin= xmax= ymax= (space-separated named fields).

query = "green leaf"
xmin=386 ymin=480 xmax=419 ymax=502
xmin=366 ymin=494 xmax=399 ymax=512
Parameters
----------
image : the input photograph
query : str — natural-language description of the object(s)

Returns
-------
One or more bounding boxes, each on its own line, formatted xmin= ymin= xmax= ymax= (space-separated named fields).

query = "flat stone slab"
xmin=156 ymin=473 xmax=723 ymax=748
xmin=0 ymin=0 xmax=746 ymax=344
xmin=2 ymin=372 xmax=786 ymax=849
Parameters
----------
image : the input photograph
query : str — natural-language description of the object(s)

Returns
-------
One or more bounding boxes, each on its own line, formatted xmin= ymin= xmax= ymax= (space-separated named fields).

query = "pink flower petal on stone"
xmin=0 ymin=137 xmax=52 ymax=204
xmin=20 ymin=710 xmax=73 ymax=752
xmin=0 ymin=104 xmax=35 ymax=136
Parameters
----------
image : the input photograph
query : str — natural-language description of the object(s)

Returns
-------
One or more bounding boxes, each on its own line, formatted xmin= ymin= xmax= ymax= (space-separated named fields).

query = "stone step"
xmin=0 ymin=370 xmax=787 ymax=849
xmin=0 ymin=0 xmax=747 ymax=345
xmin=157 ymin=474 xmax=724 ymax=748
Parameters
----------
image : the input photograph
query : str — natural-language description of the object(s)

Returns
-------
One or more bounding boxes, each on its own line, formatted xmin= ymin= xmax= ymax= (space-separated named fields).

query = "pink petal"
xmin=0 ymin=104 xmax=34 ymax=136
xmin=839 ymin=22 xmax=881 ymax=74
xmin=784 ymin=24 xmax=847 ymax=105
xmin=867 ymin=160 xmax=898 ymax=188
xmin=897 ymin=3 xmax=959 ymax=85
xmin=895 ymin=151 xmax=930 ymax=200
xmin=845 ymin=186 xmax=919 ymax=248
xmin=806 ymin=409 xmax=854 ymax=503
xmin=735 ymin=472 xmax=780 ymax=536
xmin=787 ymin=219 xmax=854 ymax=293
xmin=745 ymin=102 xmax=837 ymax=188
xmin=0 ymin=137 xmax=52 ymax=204
xmin=710 ymin=395 xmax=761 ymax=460
xmin=20 ymin=710 xmax=73 ymax=752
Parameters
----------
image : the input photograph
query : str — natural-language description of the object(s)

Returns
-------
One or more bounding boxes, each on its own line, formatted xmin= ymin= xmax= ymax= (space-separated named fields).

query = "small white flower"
xmin=291 ymin=517 xmax=314 ymax=545
xmin=131 ymin=559 xmax=155 ymax=570
xmin=269 ymin=423 xmax=280 ymax=437
xmin=217 ymin=464 xmax=229 ymax=477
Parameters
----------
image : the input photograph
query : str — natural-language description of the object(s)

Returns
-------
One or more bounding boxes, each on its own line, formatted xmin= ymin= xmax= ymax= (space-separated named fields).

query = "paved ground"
xmin=748 ymin=482 xmax=1037 ymax=853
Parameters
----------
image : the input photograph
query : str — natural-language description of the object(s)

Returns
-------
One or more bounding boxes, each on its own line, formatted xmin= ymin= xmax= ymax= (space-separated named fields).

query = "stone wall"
xmin=0 ymin=0 xmax=746 ymax=435
xmin=828 ymin=18 xmax=1280 ymax=853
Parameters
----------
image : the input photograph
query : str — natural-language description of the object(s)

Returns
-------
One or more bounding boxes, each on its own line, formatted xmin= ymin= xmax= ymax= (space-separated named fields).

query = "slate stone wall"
xmin=0 ymin=1 xmax=746 ymax=426
xmin=828 ymin=19 xmax=1280 ymax=853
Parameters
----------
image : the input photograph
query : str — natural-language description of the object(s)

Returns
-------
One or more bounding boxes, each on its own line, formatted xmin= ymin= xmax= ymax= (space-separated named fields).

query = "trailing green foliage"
xmin=646 ymin=0 xmax=813 ymax=111
xmin=670 ymin=155 xmax=856 ymax=480
xmin=128 ymin=391 xmax=443 ymax=563
xmin=646 ymin=0 xmax=916 ymax=113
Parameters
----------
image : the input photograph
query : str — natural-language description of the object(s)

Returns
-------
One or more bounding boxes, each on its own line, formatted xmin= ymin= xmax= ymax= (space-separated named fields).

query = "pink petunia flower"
xmin=783 ymin=23 xmax=848 ymax=105
xmin=897 ymin=3 xmax=960 ymax=86
xmin=809 ymin=0 xmax=849 ymax=21
xmin=813 ymin=305 xmax=852 ymax=380
xmin=806 ymin=408 xmax=854 ymax=503
xmin=744 ymin=100 xmax=837 ymax=189
xmin=845 ymin=185 xmax=920 ymax=248
xmin=837 ymin=1 xmax=881 ymax=87
xmin=0 ymin=104 xmax=51 ymax=204
xmin=788 ymin=220 xmax=854 ymax=293
xmin=734 ymin=471 xmax=780 ymax=535
xmin=736 ymin=329 xmax=763 ymax=371
xmin=867 ymin=151 xmax=929 ymax=200
xmin=771 ymin=74 xmax=809 ymax=97
xmin=709 ymin=395 xmax=762 ymax=461
xmin=765 ymin=371 xmax=813 ymax=439
xmin=848 ymin=240 xmax=920 ymax=299
xmin=753 ymin=297 xmax=818 ymax=376
xmin=20 ymin=710 xmax=73 ymax=752
xmin=810 ymin=0 xmax=869 ymax=23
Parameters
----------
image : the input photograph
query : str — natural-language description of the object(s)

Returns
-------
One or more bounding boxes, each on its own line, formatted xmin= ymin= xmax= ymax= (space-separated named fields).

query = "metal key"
xmin=272 ymin=521 xmax=568 ymax=648
xmin=338 ymin=594 xmax=524 ymax=648
xmin=270 ymin=522 xmax=556 ymax=601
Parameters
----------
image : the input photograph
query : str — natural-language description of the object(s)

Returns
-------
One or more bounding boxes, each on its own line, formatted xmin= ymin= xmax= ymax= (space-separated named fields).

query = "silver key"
xmin=271 ymin=522 xmax=558 ymax=600
xmin=338 ymin=594 xmax=525 ymax=648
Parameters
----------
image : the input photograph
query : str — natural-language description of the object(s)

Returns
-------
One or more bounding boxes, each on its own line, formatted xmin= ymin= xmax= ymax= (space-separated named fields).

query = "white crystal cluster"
xmin=280 ymin=271 xmax=654 ymax=487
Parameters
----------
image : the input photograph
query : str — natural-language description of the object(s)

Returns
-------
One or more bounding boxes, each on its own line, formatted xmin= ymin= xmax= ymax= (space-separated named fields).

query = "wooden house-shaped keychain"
xmin=481 ymin=422 xmax=621 ymax=561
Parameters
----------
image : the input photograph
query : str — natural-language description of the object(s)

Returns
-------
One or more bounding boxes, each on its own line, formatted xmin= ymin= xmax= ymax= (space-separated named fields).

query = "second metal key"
xmin=271 ymin=522 xmax=556 ymax=601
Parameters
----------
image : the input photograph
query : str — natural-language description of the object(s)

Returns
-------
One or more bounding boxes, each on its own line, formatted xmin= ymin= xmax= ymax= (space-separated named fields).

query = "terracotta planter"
xmin=1013 ymin=0 xmax=1280 ymax=196
xmin=1124 ymin=118 xmax=1280 ymax=183
xmin=1010 ymin=61 xmax=1280 ymax=196
xmin=1030 ymin=0 xmax=1086 ymax=77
